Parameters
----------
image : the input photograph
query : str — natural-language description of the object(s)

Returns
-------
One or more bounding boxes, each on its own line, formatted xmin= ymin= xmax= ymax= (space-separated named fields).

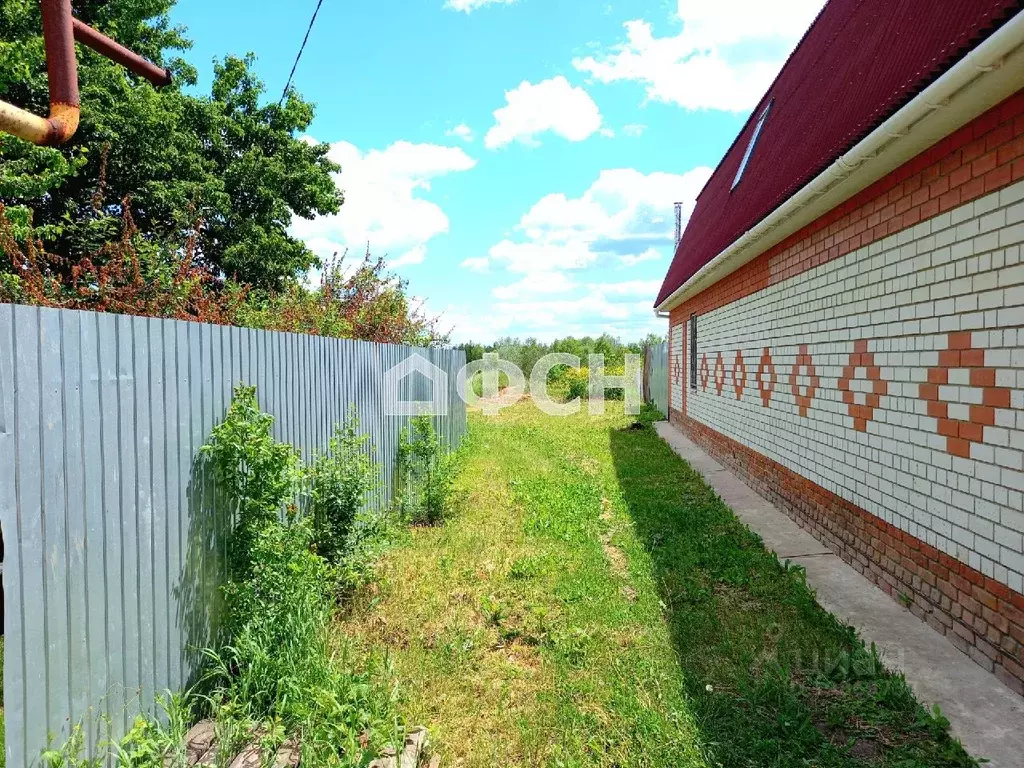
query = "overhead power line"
xmin=278 ymin=0 xmax=327 ymax=107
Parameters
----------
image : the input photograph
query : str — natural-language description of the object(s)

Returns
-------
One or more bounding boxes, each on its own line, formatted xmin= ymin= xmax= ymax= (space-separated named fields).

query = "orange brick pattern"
xmin=755 ymin=347 xmax=777 ymax=408
xmin=733 ymin=350 xmax=747 ymax=401
xmin=713 ymin=351 xmax=726 ymax=396
xmin=838 ymin=339 xmax=888 ymax=432
xmin=925 ymin=332 xmax=1014 ymax=458
xmin=789 ymin=344 xmax=819 ymax=417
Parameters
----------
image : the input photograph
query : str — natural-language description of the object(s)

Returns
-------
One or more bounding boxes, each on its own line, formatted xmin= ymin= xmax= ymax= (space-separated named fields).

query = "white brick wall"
xmin=676 ymin=179 xmax=1024 ymax=591
xmin=670 ymin=318 xmax=684 ymax=413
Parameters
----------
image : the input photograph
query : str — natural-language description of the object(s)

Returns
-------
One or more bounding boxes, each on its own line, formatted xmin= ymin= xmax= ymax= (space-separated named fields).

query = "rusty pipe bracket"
xmin=0 ymin=0 xmax=172 ymax=146
xmin=72 ymin=19 xmax=173 ymax=87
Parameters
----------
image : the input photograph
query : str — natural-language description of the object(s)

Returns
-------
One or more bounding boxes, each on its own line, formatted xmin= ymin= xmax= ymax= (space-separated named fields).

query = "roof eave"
xmin=655 ymin=9 xmax=1024 ymax=315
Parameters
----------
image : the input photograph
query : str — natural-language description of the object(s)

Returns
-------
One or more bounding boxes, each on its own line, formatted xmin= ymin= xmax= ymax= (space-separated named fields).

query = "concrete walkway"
xmin=654 ymin=421 xmax=1024 ymax=768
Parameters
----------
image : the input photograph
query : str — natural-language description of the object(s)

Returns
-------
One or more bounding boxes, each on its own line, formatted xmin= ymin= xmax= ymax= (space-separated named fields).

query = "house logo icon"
xmin=383 ymin=353 xmax=449 ymax=416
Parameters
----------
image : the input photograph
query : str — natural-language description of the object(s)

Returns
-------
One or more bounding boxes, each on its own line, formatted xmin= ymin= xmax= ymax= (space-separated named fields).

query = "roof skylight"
xmin=732 ymin=100 xmax=773 ymax=190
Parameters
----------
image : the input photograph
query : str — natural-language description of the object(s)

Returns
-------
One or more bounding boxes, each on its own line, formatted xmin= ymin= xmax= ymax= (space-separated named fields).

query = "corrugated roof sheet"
xmin=656 ymin=0 xmax=1024 ymax=307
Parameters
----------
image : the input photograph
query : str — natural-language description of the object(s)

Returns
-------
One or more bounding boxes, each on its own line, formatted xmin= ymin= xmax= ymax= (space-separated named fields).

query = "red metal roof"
xmin=656 ymin=0 xmax=1024 ymax=307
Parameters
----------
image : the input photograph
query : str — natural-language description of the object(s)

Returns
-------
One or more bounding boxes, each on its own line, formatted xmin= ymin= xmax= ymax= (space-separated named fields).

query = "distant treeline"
xmin=458 ymin=333 xmax=664 ymax=374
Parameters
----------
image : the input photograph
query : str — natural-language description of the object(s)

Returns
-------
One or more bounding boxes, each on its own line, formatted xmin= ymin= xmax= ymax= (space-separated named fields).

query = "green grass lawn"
xmin=341 ymin=400 xmax=978 ymax=767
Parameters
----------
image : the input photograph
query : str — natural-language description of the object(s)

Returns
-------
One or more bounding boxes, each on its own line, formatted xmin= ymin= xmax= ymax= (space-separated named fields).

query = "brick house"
xmin=655 ymin=0 xmax=1024 ymax=692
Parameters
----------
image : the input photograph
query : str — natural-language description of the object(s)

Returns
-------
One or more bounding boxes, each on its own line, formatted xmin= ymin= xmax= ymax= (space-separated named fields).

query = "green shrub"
xmin=546 ymin=363 xmax=570 ymax=384
xmin=198 ymin=389 xmax=397 ymax=764
xmin=311 ymin=411 xmax=378 ymax=566
xmin=201 ymin=385 xmax=304 ymax=580
xmin=560 ymin=365 xmax=626 ymax=401
xmin=335 ymin=504 xmax=398 ymax=590
xmin=211 ymin=519 xmax=334 ymax=716
xmin=397 ymin=416 xmax=455 ymax=525
xmin=602 ymin=364 xmax=625 ymax=401
xmin=41 ymin=695 xmax=190 ymax=768
xmin=563 ymin=367 xmax=590 ymax=400
xmin=42 ymin=387 xmax=399 ymax=766
xmin=42 ymin=725 xmax=103 ymax=768
xmin=203 ymin=516 xmax=397 ymax=764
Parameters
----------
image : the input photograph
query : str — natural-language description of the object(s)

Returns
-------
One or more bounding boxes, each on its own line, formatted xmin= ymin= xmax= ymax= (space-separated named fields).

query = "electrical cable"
xmin=278 ymin=0 xmax=326 ymax=107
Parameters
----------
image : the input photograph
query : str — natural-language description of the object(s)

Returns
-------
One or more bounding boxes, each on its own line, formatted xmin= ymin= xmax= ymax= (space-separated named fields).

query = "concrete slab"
xmin=654 ymin=421 xmax=1024 ymax=767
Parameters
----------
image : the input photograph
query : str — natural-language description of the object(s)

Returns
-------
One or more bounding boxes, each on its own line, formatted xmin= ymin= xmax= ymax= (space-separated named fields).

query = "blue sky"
xmin=170 ymin=0 xmax=825 ymax=343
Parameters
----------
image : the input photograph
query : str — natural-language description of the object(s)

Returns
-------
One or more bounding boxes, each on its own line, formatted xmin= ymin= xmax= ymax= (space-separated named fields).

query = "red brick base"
xmin=669 ymin=408 xmax=1024 ymax=695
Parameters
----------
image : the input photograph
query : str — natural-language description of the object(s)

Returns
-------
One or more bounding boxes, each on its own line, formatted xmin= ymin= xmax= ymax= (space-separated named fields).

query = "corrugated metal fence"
xmin=0 ymin=304 xmax=467 ymax=767
xmin=645 ymin=341 xmax=669 ymax=417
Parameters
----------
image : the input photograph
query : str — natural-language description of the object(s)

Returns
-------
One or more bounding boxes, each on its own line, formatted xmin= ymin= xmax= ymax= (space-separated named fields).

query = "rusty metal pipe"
xmin=0 ymin=100 xmax=56 ymax=145
xmin=0 ymin=0 xmax=78 ymax=145
xmin=72 ymin=19 xmax=172 ymax=87
xmin=0 ymin=0 xmax=169 ymax=146
xmin=38 ymin=0 xmax=80 ymax=144
xmin=0 ymin=0 xmax=80 ymax=145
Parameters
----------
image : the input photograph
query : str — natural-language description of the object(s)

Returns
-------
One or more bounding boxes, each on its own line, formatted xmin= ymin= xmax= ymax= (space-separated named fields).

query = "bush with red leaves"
xmin=0 ymin=204 xmax=448 ymax=347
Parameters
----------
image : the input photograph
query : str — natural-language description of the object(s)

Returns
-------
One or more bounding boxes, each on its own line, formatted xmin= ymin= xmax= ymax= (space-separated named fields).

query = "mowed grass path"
xmin=340 ymin=401 xmax=978 ymax=767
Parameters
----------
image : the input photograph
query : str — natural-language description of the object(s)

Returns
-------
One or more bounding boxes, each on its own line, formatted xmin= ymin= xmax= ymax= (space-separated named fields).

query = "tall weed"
xmin=397 ymin=415 xmax=455 ymax=525
xmin=312 ymin=410 xmax=378 ymax=566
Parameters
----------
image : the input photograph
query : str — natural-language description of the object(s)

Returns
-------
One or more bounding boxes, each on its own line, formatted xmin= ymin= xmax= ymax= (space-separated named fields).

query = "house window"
xmin=689 ymin=313 xmax=697 ymax=390
xmin=732 ymin=100 xmax=773 ymax=190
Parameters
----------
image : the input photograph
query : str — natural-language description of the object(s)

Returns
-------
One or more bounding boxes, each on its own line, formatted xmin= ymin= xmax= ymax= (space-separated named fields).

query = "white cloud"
xmin=492 ymin=271 xmax=576 ymax=300
xmin=488 ymin=290 xmax=671 ymax=341
xmin=587 ymin=279 xmax=662 ymax=296
xmin=489 ymin=238 xmax=597 ymax=274
xmin=494 ymin=294 xmax=632 ymax=326
xmin=618 ymin=248 xmax=660 ymax=267
xmin=433 ymin=290 xmax=669 ymax=345
xmin=573 ymin=0 xmax=825 ymax=111
xmin=488 ymin=165 xmax=712 ymax=273
xmin=448 ymin=298 xmax=668 ymax=343
xmin=427 ymin=302 xmax=513 ymax=345
xmin=446 ymin=123 xmax=474 ymax=142
xmin=622 ymin=123 xmax=646 ymax=137
xmin=391 ymin=245 xmax=426 ymax=267
xmin=445 ymin=166 xmax=710 ymax=343
xmin=290 ymin=140 xmax=476 ymax=271
xmin=484 ymin=76 xmax=605 ymax=149
xmin=445 ymin=0 xmax=516 ymax=12
xmin=460 ymin=257 xmax=490 ymax=272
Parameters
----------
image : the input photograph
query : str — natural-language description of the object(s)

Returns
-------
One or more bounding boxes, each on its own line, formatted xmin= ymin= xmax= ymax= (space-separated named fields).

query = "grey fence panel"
xmin=646 ymin=342 xmax=669 ymax=418
xmin=19 ymin=307 xmax=48 ymax=745
xmin=2 ymin=305 xmax=26 ymax=761
xmin=0 ymin=307 xmax=467 ymax=767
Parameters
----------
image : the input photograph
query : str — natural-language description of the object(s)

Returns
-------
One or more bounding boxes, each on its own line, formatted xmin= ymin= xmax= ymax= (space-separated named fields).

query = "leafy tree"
xmin=635 ymin=332 xmax=665 ymax=350
xmin=458 ymin=341 xmax=485 ymax=363
xmin=397 ymin=415 xmax=454 ymax=526
xmin=0 ymin=0 xmax=340 ymax=288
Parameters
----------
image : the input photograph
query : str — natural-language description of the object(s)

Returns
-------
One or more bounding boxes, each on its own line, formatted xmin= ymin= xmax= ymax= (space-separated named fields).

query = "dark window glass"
xmin=689 ymin=314 xmax=697 ymax=390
